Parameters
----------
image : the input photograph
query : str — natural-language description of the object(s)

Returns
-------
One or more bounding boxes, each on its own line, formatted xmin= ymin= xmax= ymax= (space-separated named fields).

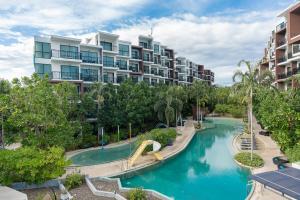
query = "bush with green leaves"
xmin=127 ymin=188 xmax=147 ymax=200
xmin=0 ymin=147 xmax=70 ymax=186
xmin=135 ymin=128 xmax=177 ymax=153
xmin=234 ymin=152 xmax=264 ymax=168
xmin=286 ymin=144 xmax=300 ymax=162
xmin=64 ymin=173 xmax=84 ymax=190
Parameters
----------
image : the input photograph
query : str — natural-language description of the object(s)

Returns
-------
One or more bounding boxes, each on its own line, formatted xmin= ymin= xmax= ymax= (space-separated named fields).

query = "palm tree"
xmin=154 ymin=90 xmax=175 ymax=127
xmin=232 ymin=60 xmax=274 ymax=160
xmin=190 ymin=81 xmax=209 ymax=124
xmin=90 ymin=82 xmax=105 ymax=144
xmin=168 ymin=86 xmax=187 ymax=126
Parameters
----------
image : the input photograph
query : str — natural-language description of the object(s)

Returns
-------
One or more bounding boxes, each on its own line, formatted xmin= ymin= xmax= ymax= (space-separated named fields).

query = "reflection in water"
xmin=121 ymin=118 xmax=250 ymax=200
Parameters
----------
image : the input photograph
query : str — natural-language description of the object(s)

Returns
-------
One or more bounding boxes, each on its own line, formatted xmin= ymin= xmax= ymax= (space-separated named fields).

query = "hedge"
xmin=234 ymin=152 xmax=264 ymax=168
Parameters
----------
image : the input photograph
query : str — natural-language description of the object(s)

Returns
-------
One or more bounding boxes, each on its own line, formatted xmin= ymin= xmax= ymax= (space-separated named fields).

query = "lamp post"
xmin=101 ymin=127 xmax=104 ymax=149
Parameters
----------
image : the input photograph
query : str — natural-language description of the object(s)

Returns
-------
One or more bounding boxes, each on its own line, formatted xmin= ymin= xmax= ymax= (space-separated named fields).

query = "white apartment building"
xmin=34 ymin=31 xmax=214 ymax=92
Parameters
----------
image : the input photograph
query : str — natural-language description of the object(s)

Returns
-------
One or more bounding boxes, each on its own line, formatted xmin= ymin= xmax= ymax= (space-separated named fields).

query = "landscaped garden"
xmin=0 ymin=60 xmax=299 ymax=198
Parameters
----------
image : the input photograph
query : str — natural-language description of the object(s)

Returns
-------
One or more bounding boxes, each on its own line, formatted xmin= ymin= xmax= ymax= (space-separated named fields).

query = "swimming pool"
xmin=119 ymin=118 xmax=251 ymax=200
xmin=70 ymin=142 xmax=134 ymax=166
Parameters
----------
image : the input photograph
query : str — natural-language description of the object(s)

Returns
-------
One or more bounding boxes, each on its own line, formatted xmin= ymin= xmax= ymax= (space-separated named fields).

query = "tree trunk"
xmin=250 ymin=87 xmax=253 ymax=161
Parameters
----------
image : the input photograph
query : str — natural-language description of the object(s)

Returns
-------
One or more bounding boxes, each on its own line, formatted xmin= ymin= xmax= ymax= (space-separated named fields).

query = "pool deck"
xmin=66 ymin=120 xmax=196 ymax=178
xmin=235 ymin=116 xmax=287 ymax=200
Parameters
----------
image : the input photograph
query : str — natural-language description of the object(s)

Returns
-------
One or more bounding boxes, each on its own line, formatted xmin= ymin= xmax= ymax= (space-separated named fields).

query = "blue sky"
xmin=0 ymin=0 xmax=297 ymax=85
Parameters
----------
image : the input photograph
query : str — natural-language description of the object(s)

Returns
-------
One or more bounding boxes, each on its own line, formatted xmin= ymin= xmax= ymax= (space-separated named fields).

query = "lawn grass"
xmin=234 ymin=152 xmax=264 ymax=168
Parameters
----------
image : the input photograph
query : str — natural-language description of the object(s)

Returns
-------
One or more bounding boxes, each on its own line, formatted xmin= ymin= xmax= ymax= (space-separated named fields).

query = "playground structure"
xmin=128 ymin=140 xmax=163 ymax=167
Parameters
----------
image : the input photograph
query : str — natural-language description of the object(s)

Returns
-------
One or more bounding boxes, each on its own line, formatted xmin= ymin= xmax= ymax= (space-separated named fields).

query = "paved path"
xmin=66 ymin=120 xmax=195 ymax=178
xmin=249 ymin=117 xmax=287 ymax=200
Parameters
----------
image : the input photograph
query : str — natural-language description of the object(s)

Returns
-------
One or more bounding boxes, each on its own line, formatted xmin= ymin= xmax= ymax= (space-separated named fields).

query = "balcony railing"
xmin=103 ymin=76 xmax=114 ymax=83
xmin=117 ymin=76 xmax=127 ymax=84
xmin=52 ymin=50 xmax=80 ymax=60
xmin=277 ymin=39 xmax=286 ymax=47
xmin=293 ymin=44 xmax=300 ymax=55
xmin=49 ymin=71 xmax=79 ymax=80
xmin=277 ymin=73 xmax=287 ymax=80
xmin=80 ymin=74 xmax=98 ymax=82
xmin=103 ymin=63 xmax=117 ymax=68
xmin=81 ymin=56 xmax=101 ymax=64
xmin=151 ymin=70 xmax=158 ymax=75
xmin=129 ymin=65 xmax=139 ymax=72
xmin=277 ymin=56 xmax=287 ymax=63
xmin=131 ymin=54 xmax=142 ymax=60
xmin=276 ymin=22 xmax=286 ymax=32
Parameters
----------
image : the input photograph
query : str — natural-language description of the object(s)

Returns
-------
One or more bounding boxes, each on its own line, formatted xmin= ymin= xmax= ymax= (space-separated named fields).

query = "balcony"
xmin=277 ymin=56 xmax=287 ymax=64
xmin=277 ymin=39 xmax=286 ymax=47
xmin=276 ymin=22 xmax=286 ymax=32
xmin=103 ymin=62 xmax=117 ymax=68
xmin=131 ymin=54 xmax=142 ymax=60
xmin=129 ymin=65 xmax=139 ymax=72
xmin=292 ymin=44 xmax=300 ymax=55
xmin=151 ymin=70 xmax=158 ymax=76
xmin=117 ymin=76 xmax=127 ymax=84
xmin=50 ymin=71 xmax=79 ymax=80
xmin=103 ymin=76 xmax=114 ymax=83
xmin=277 ymin=73 xmax=287 ymax=80
xmin=81 ymin=55 xmax=101 ymax=64
xmin=291 ymin=32 xmax=300 ymax=39
xmin=80 ymin=74 xmax=98 ymax=82
xmin=139 ymin=42 xmax=152 ymax=50
xmin=52 ymin=50 xmax=80 ymax=60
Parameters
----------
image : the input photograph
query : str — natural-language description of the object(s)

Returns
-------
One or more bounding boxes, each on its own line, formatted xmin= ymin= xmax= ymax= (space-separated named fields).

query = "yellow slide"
xmin=153 ymin=152 xmax=163 ymax=161
xmin=128 ymin=140 xmax=163 ymax=167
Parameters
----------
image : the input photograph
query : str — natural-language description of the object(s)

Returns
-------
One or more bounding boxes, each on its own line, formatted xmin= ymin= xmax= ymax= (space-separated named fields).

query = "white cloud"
xmin=113 ymin=11 xmax=278 ymax=85
xmin=0 ymin=0 xmax=150 ymax=80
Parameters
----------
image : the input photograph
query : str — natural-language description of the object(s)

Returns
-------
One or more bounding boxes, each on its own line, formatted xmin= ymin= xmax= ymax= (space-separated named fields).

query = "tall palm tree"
xmin=168 ymin=86 xmax=187 ymax=126
xmin=154 ymin=90 xmax=175 ymax=127
xmin=232 ymin=60 xmax=274 ymax=160
xmin=190 ymin=81 xmax=209 ymax=123
xmin=90 ymin=82 xmax=106 ymax=144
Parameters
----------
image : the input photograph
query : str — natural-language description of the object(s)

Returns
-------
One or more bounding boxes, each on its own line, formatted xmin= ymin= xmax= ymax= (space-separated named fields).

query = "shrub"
xmin=234 ymin=152 xmax=264 ymax=168
xmin=79 ymin=134 xmax=98 ymax=149
xmin=64 ymin=173 xmax=84 ymax=190
xmin=0 ymin=147 xmax=70 ymax=186
xmin=127 ymin=188 xmax=147 ymax=200
xmin=286 ymin=144 xmax=300 ymax=162
xmin=135 ymin=128 xmax=177 ymax=153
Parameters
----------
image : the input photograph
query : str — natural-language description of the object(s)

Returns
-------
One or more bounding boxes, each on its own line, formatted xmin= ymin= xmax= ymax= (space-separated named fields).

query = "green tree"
xmin=232 ymin=60 xmax=273 ymax=160
xmin=190 ymin=81 xmax=209 ymax=123
xmin=7 ymin=75 xmax=78 ymax=149
xmin=0 ymin=79 xmax=11 ymax=148
xmin=0 ymin=146 xmax=70 ymax=185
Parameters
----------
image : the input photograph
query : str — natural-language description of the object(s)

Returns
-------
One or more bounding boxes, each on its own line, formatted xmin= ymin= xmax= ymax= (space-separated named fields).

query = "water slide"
xmin=128 ymin=140 xmax=163 ymax=167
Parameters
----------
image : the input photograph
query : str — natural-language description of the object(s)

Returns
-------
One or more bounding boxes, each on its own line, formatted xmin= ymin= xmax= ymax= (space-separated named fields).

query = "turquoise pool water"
xmin=120 ymin=118 xmax=251 ymax=200
xmin=70 ymin=142 xmax=133 ymax=165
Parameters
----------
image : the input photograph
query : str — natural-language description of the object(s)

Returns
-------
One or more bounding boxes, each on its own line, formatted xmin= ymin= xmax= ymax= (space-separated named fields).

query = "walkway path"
xmin=66 ymin=120 xmax=195 ymax=178
xmin=249 ymin=117 xmax=287 ymax=200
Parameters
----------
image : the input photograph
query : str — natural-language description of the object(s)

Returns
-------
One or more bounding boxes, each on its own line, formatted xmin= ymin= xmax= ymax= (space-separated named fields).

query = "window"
xmin=143 ymin=77 xmax=150 ymax=84
xmin=81 ymin=51 xmax=98 ymax=63
xmin=143 ymin=52 xmax=151 ymax=62
xmin=131 ymin=76 xmax=139 ymax=83
xmin=144 ymin=66 xmax=150 ymax=74
xmin=60 ymin=45 xmax=79 ymax=59
xmin=101 ymin=41 xmax=113 ymax=51
xmin=129 ymin=63 xmax=139 ymax=72
xmin=35 ymin=42 xmax=51 ymax=59
xmin=119 ymin=44 xmax=129 ymax=56
xmin=61 ymin=65 xmax=79 ymax=80
xmin=116 ymin=59 xmax=127 ymax=70
xmin=35 ymin=63 xmax=51 ymax=77
xmin=117 ymin=75 xmax=127 ymax=83
xmin=154 ymin=44 xmax=159 ymax=54
xmin=131 ymin=49 xmax=140 ymax=59
xmin=81 ymin=68 xmax=98 ymax=82
xmin=151 ymin=68 xmax=158 ymax=75
xmin=103 ymin=56 xmax=114 ymax=67
xmin=103 ymin=73 xmax=114 ymax=83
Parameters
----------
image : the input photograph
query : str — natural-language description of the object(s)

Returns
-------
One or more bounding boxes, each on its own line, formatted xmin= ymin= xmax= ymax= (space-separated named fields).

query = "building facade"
xmin=259 ymin=2 xmax=300 ymax=90
xmin=34 ymin=32 xmax=214 ymax=92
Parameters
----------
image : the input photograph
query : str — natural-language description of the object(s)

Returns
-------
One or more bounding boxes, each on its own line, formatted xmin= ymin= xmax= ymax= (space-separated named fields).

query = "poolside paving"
xmin=246 ymin=117 xmax=287 ymax=200
xmin=65 ymin=120 xmax=195 ymax=178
